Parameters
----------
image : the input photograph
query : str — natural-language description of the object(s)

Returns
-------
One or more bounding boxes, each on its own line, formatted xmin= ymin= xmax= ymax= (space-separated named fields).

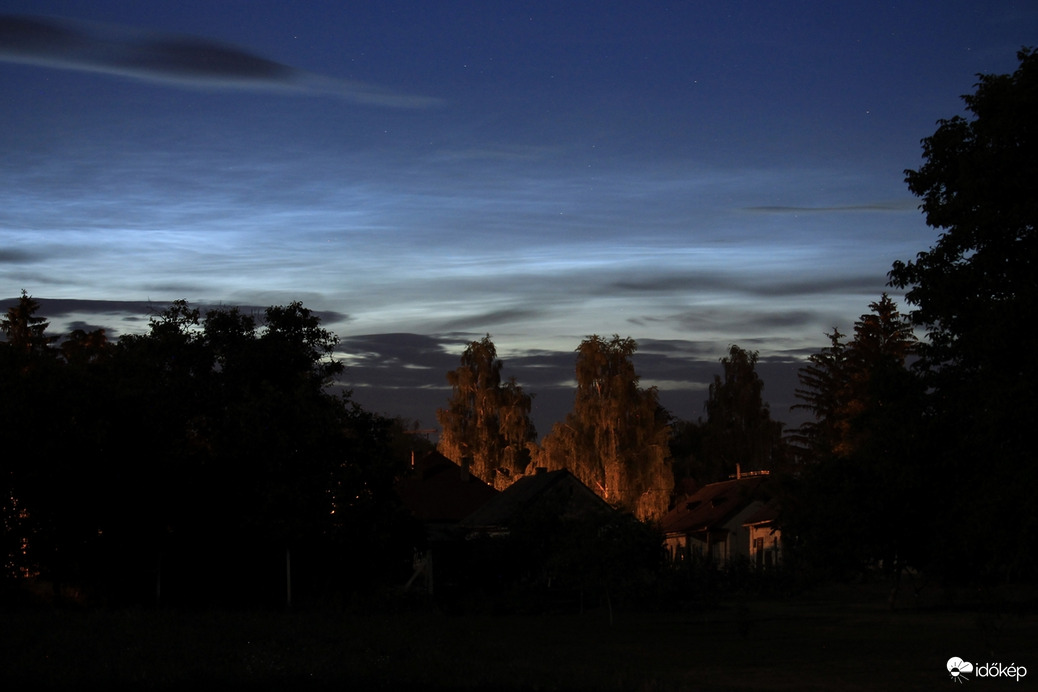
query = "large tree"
xmin=115 ymin=301 xmax=354 ymax=603
xmin=790 ymin=295 xmax=918 ymax=463
xmin=788 ymin=328 xmax=848 ymax=463
xmin=889 ymin=48 xmax=1038 ymax=581
xmin=1 ymin=293 xmax=64 ymax=583
xmin=1 ymin=291 xmax=57 ymax=360
xmin=2 ymin=295 xmax=122 ymax=591
xmin=891 ymin=48 xmax=1037 ymax=379
xmin=436 ymin=335 xmax=535 ymax=488
xmin=785 ymin=297 xmax=927 ymax=586
xmin=1 ymin=297 xmax=417 ymax=604
xmin=538 ymin=335 xmax=672 ymax=521
xmin=838 ymin=294 xmax=919 ymax=457
xmin=699 ymin=345 xmax=785 ymax=481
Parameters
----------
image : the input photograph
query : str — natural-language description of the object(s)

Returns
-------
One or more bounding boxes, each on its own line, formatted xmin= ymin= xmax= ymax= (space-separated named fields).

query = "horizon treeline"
xmin=1 ymin=289 xmax=790 ymax=605
xmin=0 ymin=286 xmax=917 ymax=601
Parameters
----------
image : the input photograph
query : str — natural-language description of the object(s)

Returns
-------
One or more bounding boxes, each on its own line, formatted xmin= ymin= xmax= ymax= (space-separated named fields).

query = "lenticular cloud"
xmin=0 ymin=13 xmax=440 ymax=107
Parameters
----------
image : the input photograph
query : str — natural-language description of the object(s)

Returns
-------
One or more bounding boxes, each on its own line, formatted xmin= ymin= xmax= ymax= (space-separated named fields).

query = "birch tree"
xmin=539 ymin=335 xmax=672 ymax=521
xmin=436 ymin=336 xmax=535 ymax=487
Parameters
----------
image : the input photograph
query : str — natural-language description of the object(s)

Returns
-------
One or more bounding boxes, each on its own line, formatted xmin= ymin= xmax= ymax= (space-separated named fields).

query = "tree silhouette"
xmin=788 ymin=328 xmax=848 ymax=463
xmin=538 ymin=335 xmax=672 ymax=521
xmin=790 ymin=295 xmax=917 ymax=463
xmin=436 ymin=335 xmax=535 ymax=488
xmin=700 ymin=345 xmax=785 ymax=480
xmin=1 ymin=291 xmax=57 ymax=359
xmin=1 ymin=292 xmax=61 ymax=584
xmin=1 ymin=297 xmax=416 ymax=605
xmin=783 ymin=296 xmax=926 ymax=585
xmin=889 ymin=48 xmax=1038 ymax=582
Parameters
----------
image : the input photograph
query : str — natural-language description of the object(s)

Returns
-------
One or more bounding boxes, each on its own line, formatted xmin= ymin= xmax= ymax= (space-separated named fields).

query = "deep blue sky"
xmin=2 ymin=1 xmax=1036 ymax=433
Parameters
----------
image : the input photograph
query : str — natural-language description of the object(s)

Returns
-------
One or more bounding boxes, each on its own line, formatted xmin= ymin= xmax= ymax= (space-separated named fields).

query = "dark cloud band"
xmin=0 ymin=14 xmax=440 ymax=107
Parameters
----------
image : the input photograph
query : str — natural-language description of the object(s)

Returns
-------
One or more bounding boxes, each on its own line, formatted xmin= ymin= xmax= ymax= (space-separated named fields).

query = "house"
xmin=398 ymin=463 xmax=624 ymax=598
xmin=459 ymin=468 xmax=628 ymax=607
xmin=743 ymin=499 xmax=782 ymax=569
xmin=395 ymin=451 xmax=499 ymax=592
xmin=661 ymin=472 xmax=778 ymax=568
xmin=461 ymin=467 xmax=616 ymax=538
xmin=396 ymin=451 xmax=499 ymax=529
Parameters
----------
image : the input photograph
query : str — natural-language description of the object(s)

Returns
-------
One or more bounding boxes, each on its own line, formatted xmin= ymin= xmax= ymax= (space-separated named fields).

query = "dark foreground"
xmin=2 ymin=585 xmax=1036 ymax=691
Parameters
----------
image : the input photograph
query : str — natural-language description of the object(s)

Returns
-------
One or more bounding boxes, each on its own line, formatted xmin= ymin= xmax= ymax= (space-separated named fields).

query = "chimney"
xmin=736 ymin=463 xmax=741 ymax=480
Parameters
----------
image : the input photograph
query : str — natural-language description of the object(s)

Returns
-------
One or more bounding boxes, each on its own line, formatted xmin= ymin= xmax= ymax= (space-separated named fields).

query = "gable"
xmin=396 ymin=451 xmax=498 ymax=524
xmin=462 ymin=469 xmax=614 ymax=531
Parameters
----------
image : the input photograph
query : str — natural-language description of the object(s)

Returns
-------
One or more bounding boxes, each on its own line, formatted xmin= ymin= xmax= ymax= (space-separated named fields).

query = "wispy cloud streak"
xmin=0 ymin=14 xmax=441 ymax=107
xmin=744 ymin=201 xmax=918 ymax=213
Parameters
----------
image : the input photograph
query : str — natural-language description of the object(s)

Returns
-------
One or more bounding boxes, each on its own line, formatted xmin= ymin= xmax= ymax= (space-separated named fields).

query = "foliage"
xmin=0 ymin=297 xmax=418 ymax=605
xmin=537 ymin=335 xmax=672 ymax=521
xmin=540 ymin=511 xmax=665 ymax=617
xmin=1 ymin=291 xmax=64 ymax=581
xmin=701 ymin=345 xmax=785 ymax=479
xmin=453 ymin=484 xmax=665 ymax=617
xmin=0 ymin=291 xmax=58 ymax=361
xmin=891 ymin=48 xmax=1038 ymax=378
xmin=888 ymin=47 xmax=1038 ymax=582
xmin=788 ymin=328 xmax=848 ymax=461
xmin=783 ymin=296 xmax=925 ymax=581
xmin=331 ymin=404 xmax=428 ymax=589
xmin=436 ymin=335 xmax=536 ymax=488
xmin=667 ymin=418 xmax=705 ymax=493
xmin=669 ymin=345 xmax=786 ymax=491
xmin=789 ymin=295 xmax=918 ymax=464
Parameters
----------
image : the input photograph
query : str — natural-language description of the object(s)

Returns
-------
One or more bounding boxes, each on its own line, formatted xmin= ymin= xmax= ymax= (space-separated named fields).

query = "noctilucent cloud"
xmin=2 ymin=1 xmax=1036 ymax=433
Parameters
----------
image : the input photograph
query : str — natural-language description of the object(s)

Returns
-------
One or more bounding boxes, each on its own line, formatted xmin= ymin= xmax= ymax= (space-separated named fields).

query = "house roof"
xmin=461 ymin=468 xmax=614 ymax=531
xmin=395 ymin=451 xmax=499 ymax=524
xmin=742 ymin=498 xmax=780 ymax=527
xmin=661 ymin=474 xmax=771 ymax=537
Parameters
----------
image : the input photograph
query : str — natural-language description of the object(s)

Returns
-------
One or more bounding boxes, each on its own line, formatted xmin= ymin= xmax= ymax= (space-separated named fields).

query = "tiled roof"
xmin=661 ymin=475 xmax=770 ymax=536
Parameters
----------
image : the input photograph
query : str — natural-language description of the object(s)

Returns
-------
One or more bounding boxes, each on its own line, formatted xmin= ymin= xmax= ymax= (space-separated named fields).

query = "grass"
xmin=2 ymin=583 xmax=1036 ymax=690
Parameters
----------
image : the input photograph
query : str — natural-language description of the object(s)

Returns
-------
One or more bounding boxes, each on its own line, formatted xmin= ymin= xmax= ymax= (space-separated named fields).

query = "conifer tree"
xmin=700 ymin=345 xmax=784 ymax=478
xmin=1 ymin=291 xmax=57 ymax=360
xmin=790 ymin=295 xmax=917 ymax=463
xmin=785 ymin=296 xmax=924 ymax=581
xmin=789 ymin=328 xmax=848 ymax=463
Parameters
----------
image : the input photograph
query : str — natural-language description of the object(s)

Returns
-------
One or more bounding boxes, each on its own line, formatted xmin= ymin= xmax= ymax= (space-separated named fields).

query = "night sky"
xmin=3 ymin=1 xmax=1035 ymax=433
